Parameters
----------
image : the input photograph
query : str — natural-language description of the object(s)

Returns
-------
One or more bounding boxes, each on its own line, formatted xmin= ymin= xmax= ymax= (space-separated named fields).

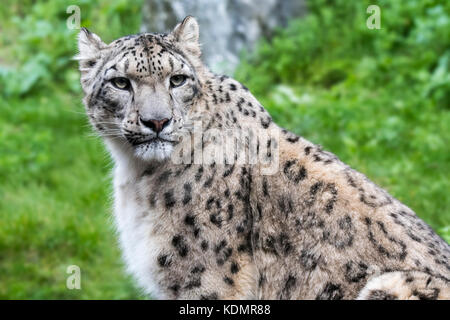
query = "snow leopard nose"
xmin=140 ymin=117 xmax=171 ymax=134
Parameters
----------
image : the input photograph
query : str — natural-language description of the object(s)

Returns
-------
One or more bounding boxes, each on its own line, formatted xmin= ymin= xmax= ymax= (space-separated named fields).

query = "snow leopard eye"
xmin=111 ymin=77 xmax=131 ymax=90
xmin=170 ymin=74 xmax=187 ymax=88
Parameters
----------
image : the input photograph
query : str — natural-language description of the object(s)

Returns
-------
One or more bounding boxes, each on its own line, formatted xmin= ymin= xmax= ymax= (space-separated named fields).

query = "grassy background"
xmin=0 ymin=0 xmax=449 ymax=299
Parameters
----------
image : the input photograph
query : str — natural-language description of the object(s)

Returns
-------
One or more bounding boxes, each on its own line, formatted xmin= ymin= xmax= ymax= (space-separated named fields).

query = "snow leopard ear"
xmin=171 ymin=16 xmax=201 ymax=57
xmin=75 ymin=28 xmax=106 ymax=68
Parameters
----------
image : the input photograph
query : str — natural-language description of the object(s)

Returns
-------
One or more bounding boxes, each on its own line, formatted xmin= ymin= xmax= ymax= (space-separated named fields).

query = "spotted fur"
xmin=77 ymin=16 xmax=450 ymax=299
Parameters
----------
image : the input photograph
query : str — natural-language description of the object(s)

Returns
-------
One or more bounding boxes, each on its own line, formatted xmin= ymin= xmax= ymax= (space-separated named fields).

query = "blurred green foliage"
xmin=0 ymin=0 xmax=143 ymax=97
xmin=236 ymin=0 xmax=450 ymax=236
xmin=0 ymin=0 xmax=145 ymax=299
xmin=0 ymin=0 xmax=449 ymax=299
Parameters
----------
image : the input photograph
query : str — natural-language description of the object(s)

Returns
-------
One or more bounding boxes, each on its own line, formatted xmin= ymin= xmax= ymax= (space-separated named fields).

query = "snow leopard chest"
xmin=113 ymin=172 xmax=168 ymax=299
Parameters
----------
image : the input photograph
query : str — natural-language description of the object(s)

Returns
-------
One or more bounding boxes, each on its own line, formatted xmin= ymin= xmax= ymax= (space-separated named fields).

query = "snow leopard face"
xmin=77 ymin=17 xmax=203 ymax=161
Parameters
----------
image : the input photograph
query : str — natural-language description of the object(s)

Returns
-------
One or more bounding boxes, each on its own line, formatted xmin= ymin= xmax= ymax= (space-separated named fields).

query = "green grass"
xmin=0 ymin=90 xmax=144 ymax=299
xmin=0 ymin=0 xmax=449 ymax=299
xmin=0 ymin=0 xmax=145 ymax=299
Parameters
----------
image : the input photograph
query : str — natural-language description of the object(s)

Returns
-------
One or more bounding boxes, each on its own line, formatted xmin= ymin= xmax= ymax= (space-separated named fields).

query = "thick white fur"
xmin=106 ymin=138 xmax=166 ymax=298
